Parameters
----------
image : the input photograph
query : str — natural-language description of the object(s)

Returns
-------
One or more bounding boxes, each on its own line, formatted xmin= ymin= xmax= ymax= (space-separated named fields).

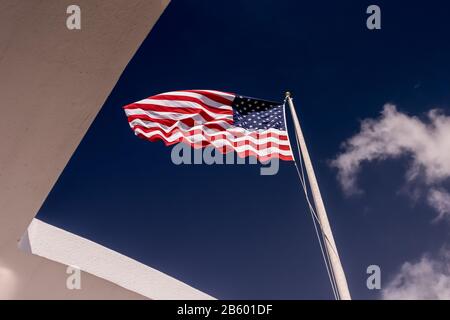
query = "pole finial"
xmin=285 ymin=91 xmax=291 ymax=98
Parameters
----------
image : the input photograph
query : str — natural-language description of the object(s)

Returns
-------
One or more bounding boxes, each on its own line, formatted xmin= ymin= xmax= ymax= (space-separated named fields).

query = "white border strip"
xmin=19 ymin=218 xmax=215 ymax=300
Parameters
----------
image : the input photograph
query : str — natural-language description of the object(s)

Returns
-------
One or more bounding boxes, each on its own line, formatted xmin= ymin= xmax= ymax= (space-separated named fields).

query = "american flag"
xmin=123 ymin=90 xmax=294 ymax=161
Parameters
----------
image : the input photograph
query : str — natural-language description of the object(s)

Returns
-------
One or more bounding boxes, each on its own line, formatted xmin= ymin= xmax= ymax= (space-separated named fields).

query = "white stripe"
xmin=195 ymin=90 xmax=235 ymax=101
xmin=134 ymin=99 xmax=232 ymax=118
xmin=225 ymin=127 xmax=289 ymax=136
xmin=210 ymin=139 xmax=292 ymax=154
xmin=135 ymin=128 xmax=292 ymax=157
xmin=126 ymin=114 xmax=288 ymax=136
xmin=155 ymin=91 xmax=234 ymax=109
xmin=133 ymin=127 xmax=291 ymax=148
xmin=230 ymin=145 xmax=292 ymax=157
xmin=136 ymin=128 xmax=290 ymax=147
xmin=129 ymin=118 xmax=291 ymax=144
xmin=129 ymin=118 xmax=231 ymax=133
xmin=125 ymin=108 xmax=233 ymax=122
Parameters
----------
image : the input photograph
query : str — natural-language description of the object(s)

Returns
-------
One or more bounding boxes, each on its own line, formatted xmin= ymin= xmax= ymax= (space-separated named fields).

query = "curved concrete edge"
xmin=0 ymin=0 xmax=172 ymax=299
xmin=19 ymin=218 xmax=215 ymax=300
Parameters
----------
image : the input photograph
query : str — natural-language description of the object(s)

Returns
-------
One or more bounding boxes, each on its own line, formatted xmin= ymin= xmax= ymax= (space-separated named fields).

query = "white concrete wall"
xmin=0 ymin=0 xmax=169 ymax=299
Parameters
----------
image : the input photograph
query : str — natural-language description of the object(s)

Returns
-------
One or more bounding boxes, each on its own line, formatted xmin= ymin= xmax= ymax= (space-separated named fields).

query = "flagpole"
xmin=285 ymin=92 xmax=351 ymax=300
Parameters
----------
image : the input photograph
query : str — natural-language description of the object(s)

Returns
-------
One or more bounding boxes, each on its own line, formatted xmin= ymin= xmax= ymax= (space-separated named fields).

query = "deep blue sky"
xmin=37 ymin=1 xmax=450 ymax=299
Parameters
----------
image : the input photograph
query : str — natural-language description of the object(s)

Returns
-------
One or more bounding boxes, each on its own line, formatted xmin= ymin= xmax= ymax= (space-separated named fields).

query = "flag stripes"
xmin=124 ymin=90 xmax=294 ymax=161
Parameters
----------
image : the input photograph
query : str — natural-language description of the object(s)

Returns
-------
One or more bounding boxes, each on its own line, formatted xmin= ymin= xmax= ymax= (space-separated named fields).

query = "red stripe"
xmin=124 ymin=103 xmax=232 ymax=123
xmin=128 ymin=114 xmax=289 ymax=142
xmin=135 ymin=132 xmax=293 ymax=162
xmin=131 ymin=124 xmax=290 ymax=143
xmin=127 ymin=114 xmax=182 ymax=127
xmin=149 ymin=94 xmax=232 ymax=114
xmin=226 ymin=129 xmax=289 ymax=141
xmin=132 ymin=126 xmax=292 ymax=151
xmin=124 ymin=90 xmax=293 ymax=162
xmin=130 ymin=121 xmax=231 ymax=134
xmin=181 ymin=90 xmax=235 ymax=105
xmin=126 ymin=114 xmax=233 ymax=128
xmin=235 ymin=150 xmax=294 ymax=162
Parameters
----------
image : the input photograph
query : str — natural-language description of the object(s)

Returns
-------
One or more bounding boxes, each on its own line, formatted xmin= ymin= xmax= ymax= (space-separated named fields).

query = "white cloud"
xmin=382 ymin=249 xmax=450 ymax=299
xmin=428 ymin=188 xmax=450 ymax=222
xmin=331 ymin=104 xmax=450 ymax=220
xmin=0 ymin=261 xmax=18 ymax=299
xmin=332 ymin=105 xmax=450 ymax=299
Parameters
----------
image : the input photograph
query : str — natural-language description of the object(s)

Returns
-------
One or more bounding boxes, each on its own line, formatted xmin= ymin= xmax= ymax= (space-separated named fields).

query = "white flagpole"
xmin=285 ymin=92 xmax=351 ymax=300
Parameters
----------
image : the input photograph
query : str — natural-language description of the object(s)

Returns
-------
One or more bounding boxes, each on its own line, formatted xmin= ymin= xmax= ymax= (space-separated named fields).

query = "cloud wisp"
xmin=427 ymin=188 xmax=450 ymax=222
xmin=331 ymin=104 xmax=450 ymax=221
xmin=382 ymin=248 xmax=450 ymax=299
xmin=332 ymin=105 xmax=450 ymax=299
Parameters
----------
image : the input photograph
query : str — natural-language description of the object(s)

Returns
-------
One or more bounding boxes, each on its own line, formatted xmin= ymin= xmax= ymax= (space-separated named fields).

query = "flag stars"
xmin=232 ymin=96 xmax=286 ymax=131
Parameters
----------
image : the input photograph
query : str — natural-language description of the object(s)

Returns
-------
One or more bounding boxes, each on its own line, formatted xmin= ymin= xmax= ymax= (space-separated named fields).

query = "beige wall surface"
xmin=0 ymin=0 xmax=169 ymax=299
